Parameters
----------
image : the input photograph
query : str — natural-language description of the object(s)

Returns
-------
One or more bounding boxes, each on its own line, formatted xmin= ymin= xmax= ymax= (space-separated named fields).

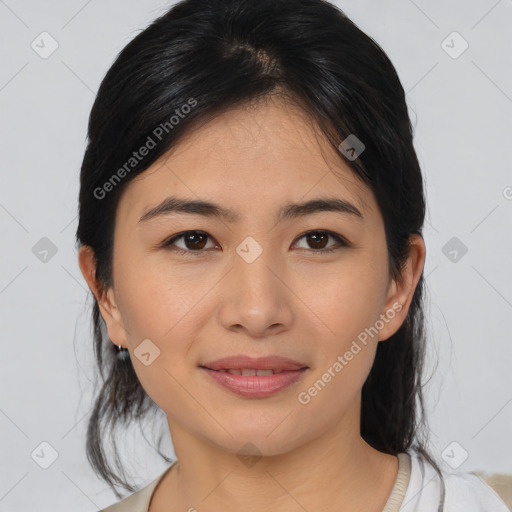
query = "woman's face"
xmin=82 ymin=96 xmax=421 ymax=458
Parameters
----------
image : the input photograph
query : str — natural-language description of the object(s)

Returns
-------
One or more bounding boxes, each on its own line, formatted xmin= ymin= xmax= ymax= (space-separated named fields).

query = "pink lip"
xmin=199 ymin=354 xmax=309 ymax=398
xmin=201 ymin=367 xmax=308 ymax=398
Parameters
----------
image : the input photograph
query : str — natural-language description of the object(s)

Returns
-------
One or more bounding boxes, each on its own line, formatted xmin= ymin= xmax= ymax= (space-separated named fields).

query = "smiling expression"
xmin=87 ymin=95 xmax=413 ymax=456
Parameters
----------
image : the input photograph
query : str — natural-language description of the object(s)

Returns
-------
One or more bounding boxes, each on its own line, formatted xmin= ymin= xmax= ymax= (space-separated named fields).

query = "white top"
xmin=99 ymin=450 xmax=509 ymax=511
xmin=399 ymin=451 xmax=509 ymax=511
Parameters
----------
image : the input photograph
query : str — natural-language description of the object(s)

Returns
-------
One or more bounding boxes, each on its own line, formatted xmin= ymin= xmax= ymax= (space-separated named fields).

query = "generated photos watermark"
xmin=297 ymin=301 xmax=403 ymax=405
xmin=93 ymin=97 xmax=198 ymax=200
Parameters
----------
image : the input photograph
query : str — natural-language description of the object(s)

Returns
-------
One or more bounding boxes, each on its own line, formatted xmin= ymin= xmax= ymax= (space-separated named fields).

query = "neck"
xmin=150 ymin=402 xmax=399 ymax=512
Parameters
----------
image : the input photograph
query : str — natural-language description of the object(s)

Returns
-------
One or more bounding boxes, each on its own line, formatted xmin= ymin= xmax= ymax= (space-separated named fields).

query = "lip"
xmin=199 ymin=355 xmax=309 ymax=398
xmin=200 ymin=355 xmax=308 ymax=372
xmin=201 ymin=367 xmax=309 ymax=398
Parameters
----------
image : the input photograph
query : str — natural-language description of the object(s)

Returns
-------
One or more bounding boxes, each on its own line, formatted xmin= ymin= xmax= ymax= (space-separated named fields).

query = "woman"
xmin=76 ymin=0 xmax=509 ymax=510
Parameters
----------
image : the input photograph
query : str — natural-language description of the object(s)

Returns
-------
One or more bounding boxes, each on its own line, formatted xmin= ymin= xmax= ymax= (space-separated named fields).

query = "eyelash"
xmin=161 ymin=230 xmax=349 ymax=257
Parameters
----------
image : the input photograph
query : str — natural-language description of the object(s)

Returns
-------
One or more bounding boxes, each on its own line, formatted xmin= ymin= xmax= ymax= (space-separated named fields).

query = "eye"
xmin=162 ymin=229 xmax=348 ymax=256
xmin=292 ymin=230 xmax=348 ymax=254
xmin=162 ymin=230 xmax=218 ymax=256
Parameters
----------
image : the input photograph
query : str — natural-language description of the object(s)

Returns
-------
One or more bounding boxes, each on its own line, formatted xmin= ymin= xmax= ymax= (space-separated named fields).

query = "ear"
xmin=378 ymin=233 xmax=426 ymax=342
xmin=78 ymin=245 xmax=129 ymax=348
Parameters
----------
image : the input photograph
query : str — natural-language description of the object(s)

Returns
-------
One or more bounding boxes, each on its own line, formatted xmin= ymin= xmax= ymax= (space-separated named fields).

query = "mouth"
xmin=199 ymin=354 xmax=308 ymax=372
xmin=199 ymin=355 xmax=309 ymax=398
xmin=204 ymin=368 xmax=292 ymax=375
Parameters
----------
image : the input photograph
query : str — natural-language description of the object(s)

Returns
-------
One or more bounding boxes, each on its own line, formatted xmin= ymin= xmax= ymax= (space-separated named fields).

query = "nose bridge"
xmin=217 ymin=238 xmax=292 ymax=335
xmin=233 ymin=239 xmax=281 ymax=305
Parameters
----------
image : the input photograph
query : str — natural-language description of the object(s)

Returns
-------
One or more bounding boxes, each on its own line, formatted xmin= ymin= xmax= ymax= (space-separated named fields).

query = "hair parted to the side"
xmin=76 ymin=0 xmax=441 ymax=498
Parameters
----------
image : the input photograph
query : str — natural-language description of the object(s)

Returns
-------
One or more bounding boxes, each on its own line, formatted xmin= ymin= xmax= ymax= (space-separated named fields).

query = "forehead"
xmin=119 ymin=97 xmax=377 ymax=223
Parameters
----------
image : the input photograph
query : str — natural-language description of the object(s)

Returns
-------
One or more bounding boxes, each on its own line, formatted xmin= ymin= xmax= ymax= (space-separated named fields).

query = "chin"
xmin=207 ymin=424 xmax=305 ymax=459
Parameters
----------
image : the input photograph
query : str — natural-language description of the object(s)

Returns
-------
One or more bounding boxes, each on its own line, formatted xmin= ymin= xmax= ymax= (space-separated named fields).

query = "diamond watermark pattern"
xmin=441 ymin=441 xmax=469 ymax=469
xmin=441 ymin=31 xmax=469 ymax=59
xmin=31 ymin=32 xmax=59 ymax=59
xmin=32 ymin=237 xmax=58 ymax=263
xmin=442 ymin=236 xmax=468 ymax=263
xmin=134 ymin=338 xmax=161 ymax=366
xmin=237 ymin=442 xmax=263 ymax=468
xmin=31 ymin=441 xmax=59 ymax=469
xmin=337 ymin=134 xmax=365 ymax=161
xmin=236 ymin=236 xmax=263 ymax=264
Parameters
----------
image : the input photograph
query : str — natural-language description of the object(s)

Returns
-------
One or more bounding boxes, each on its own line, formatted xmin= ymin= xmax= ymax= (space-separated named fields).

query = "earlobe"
xmin=377 ymin=278 xmax=408 ymax=342
xmin=377 ymin=280 xmax=409 ymax=342
xmin=78 ymin=245 xmax=128 ymax=348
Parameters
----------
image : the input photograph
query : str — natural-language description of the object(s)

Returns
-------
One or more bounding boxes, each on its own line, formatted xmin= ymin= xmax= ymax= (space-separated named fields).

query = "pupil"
xmin=309 ymin=232 xmax=327 ymax=249
xmin=186 ymin=233 xmax=206 ymax=250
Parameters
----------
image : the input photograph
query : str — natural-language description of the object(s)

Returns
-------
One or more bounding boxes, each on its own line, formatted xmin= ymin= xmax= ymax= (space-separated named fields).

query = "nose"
xmin=216 ymin=249 xmax=294 ymax=338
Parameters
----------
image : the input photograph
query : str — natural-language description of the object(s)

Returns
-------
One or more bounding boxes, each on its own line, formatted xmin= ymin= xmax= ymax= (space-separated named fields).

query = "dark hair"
xmin=77 ymin=0 xmax=442 ymax=498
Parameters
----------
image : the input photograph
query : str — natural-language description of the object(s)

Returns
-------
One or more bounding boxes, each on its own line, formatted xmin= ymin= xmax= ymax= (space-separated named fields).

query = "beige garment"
xmin=100 ymin=453 xmax=411 ymax=512
xmin=100 ymin=460 xmax=178 ymax=512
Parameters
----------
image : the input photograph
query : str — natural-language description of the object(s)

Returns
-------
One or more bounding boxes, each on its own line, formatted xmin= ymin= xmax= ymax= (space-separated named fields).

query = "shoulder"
xmin=97 ymin=462 xmax=176 ymax=512
xmin=98 ymin=481 xmax=156 ymax=512
xmin=401 ymin=449 xmax=509 ymax=512
xmin=444 ymin=470 xmax=510 ymax=511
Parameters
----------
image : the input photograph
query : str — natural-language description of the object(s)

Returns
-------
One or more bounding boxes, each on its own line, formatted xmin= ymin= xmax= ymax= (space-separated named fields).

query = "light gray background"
xmin=1 ymin=0 xmax=511 ymax=510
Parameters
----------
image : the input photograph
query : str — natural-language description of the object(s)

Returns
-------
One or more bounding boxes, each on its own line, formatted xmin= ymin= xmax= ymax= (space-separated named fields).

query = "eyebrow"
xmin=138 ymin=195 xmax=364 ymax=224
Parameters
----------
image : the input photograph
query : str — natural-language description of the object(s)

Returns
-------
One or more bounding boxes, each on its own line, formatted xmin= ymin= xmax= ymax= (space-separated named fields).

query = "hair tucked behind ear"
xmin=77 ymin=0 xmax=442 ymax=497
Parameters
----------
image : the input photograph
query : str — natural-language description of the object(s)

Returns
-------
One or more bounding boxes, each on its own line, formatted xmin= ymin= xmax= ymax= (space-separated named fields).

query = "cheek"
xmin=113 ymin=258 xmax=214 ymax=379
xmin=304 ymin=263 xmax=386 ymax=339
xmin=114 ymin=272 xmax=199 ymax=412
xmin=115 ymin=250 xmax=207 ymax=336
xmin=296 ymin=273 xmax=382 ymax=413
xmin=296 ymin=263 xmax=387 ymax=399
